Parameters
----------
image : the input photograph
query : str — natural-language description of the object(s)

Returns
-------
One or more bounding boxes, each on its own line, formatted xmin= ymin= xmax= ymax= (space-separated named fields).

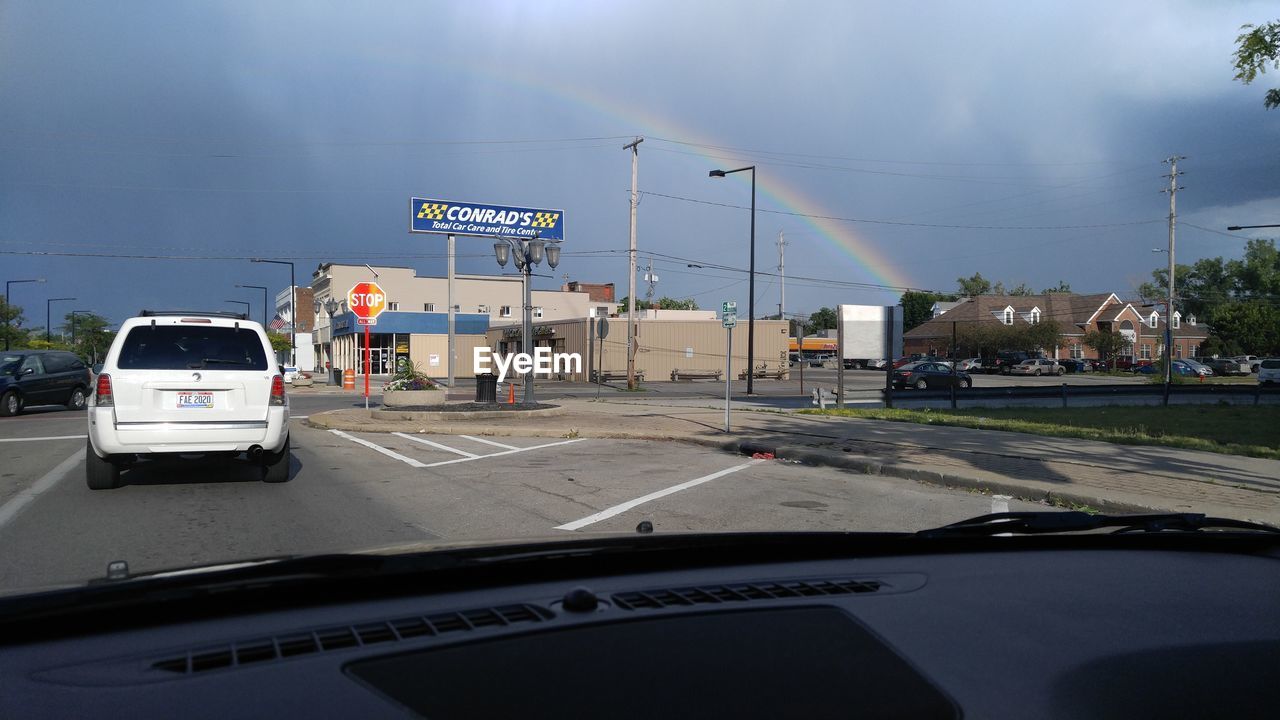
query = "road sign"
xmin=410 ymin=197 xmax=565 ymax=241
xmin=596 ymin=317 xmax=609 ymax=339
xmin=347 ymin=282 xmax=387 ymax=322
xmin=356 ymin=317 xmax=377 ymax=326
xmin=721 ymin=301 xmax=737 ymax=315
xmin=723 ymin=313 xmax=737 ymax=329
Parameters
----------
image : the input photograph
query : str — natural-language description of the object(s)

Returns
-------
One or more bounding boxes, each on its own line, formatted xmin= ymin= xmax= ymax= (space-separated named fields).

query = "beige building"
xmin=306 ymin=263 xmax=599 ymax=376
xmin=484 ymin=316 xmax=790 ymax=382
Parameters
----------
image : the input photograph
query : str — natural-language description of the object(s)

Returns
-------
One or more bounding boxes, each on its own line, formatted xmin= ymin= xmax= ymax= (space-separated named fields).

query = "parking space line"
xmin=458 ymin=435 xmax=519 ymax=451
xmin=329 ymin=430 xmax=428 ymax=468
xmin=0 ymin=435 xmax=87 ymax=443
xmin=0 ymin=448 xmax=84 ymax=531
xmin=392 ymin=433 xmax=478 ymax=458
xmin=423 ymin=438 xmax=584 ymax=468
xmin=554 ymin=459 xmax=765 ymax=531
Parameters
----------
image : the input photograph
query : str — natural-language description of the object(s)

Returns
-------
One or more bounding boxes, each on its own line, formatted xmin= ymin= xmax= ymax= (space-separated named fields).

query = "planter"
xmin=382 ymin=389 xmax=447 ymax=407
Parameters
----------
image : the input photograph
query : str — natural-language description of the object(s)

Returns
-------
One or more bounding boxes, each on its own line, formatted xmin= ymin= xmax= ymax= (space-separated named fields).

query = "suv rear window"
xmin=1262 ymin=359 xmax=1280 ymax=370
xmin=117 ymin=326 xmax=269 ymax=370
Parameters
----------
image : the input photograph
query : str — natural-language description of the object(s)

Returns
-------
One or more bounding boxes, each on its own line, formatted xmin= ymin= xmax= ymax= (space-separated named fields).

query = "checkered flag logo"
xmin=531 ymin=212 xmax=559 ymax=228
xmin=417 ymin=202 xmax=448 ymax=220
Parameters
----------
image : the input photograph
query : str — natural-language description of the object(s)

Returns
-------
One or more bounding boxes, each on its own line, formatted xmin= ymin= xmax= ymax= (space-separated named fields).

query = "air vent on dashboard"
xmin=612 ymin=578 xmax=886 ymax=610
xmin=150 ymin=603 xmax=551 ymax=675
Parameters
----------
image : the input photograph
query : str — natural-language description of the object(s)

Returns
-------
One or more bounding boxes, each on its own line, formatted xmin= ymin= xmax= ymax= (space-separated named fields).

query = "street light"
xmin=47 ymin=297 xmax=76 ymax=343
xmin=4 ymin=278 xmax=45 ymax=351
xmin=709 ymin=164 xmax=757 ymax=394
xmin=493 ymin=234 xmax=560 ymax=405
xmin=249 ymin=259 xmax=295 ymax=366
xmin=1226 ymin=224 xmax=1279 ymax=231
xmin=235 ymin=284 xmax=269 ymax=325
xmin=225 ymin=300 xmax=251 ymax=317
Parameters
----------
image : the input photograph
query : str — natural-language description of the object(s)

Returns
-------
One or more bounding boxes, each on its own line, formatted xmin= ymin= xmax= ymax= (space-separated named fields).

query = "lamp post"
xmin=709 ymin=165 xmax=757 ymax=394
xmin=493 ymin=235 xmax=561 ymax=405
xmin=225 ymin=300 xmax=251 ymax=318
xmin=70 ymin=310 xmax=93 ymax=347
xmin=249 ymin=260 xmax=295 ymax=366
xmin=4 ymin=278 xmax=45 ymax=351
xmin=236 ymin=284 xmax=269 ymax=326
xmin=46 ymin=297 xmax=75 ymax=343
xmin=1226 ymin=224 xmax=1280 ymax=230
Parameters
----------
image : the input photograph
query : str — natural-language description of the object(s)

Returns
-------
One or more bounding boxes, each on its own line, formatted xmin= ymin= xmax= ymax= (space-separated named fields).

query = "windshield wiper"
xmin=916 ymin=511 xmax=1280 ymax=539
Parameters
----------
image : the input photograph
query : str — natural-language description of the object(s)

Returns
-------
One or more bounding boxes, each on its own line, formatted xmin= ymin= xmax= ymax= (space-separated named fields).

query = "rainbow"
xmin=451 ymin=60 xmax=916 ymax=296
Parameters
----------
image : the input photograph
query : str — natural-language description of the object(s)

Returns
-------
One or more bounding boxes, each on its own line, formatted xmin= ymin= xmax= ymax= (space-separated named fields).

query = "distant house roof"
xmin=931 ymin=300 xmax=966 ymax=317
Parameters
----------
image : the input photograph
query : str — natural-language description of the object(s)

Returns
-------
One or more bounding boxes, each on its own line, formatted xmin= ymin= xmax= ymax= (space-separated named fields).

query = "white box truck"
xmin=838 ymin=304 xmax=902 ymax=369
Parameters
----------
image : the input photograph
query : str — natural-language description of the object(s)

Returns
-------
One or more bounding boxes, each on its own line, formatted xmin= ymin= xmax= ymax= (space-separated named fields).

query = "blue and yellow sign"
xmin=410 ymin=197 xmax=565 ymax=241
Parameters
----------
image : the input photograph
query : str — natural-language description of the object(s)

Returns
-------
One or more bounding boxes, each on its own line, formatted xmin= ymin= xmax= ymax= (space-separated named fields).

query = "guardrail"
xmin=882 ymin=382 xmax=1280 ymax=407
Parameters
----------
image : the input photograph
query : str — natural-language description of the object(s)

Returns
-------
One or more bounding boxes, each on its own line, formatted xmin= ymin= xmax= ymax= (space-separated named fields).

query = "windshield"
xmin=1 ymin=2 xmax=1278 ymax=599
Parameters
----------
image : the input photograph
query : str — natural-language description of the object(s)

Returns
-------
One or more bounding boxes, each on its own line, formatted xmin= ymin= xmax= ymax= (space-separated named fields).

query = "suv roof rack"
xmin=139 ymin=310 xmax=249 ymax=320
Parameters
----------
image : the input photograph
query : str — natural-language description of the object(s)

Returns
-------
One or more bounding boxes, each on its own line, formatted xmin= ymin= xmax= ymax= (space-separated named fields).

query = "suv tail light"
xmin=96 ymin=373 xmax=114 ymax=406
xmin=269 ymin=375 xmax=285 ymax=406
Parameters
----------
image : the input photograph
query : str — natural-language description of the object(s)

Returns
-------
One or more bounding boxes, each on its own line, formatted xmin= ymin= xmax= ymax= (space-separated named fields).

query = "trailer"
xmin=838 ymin=304 xmax=902 ymax=369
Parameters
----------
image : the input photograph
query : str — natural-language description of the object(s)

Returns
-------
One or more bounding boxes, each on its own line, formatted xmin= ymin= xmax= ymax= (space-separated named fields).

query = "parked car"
xmin=1180 ymin=359 xmax=1214 ymax=377
xmin=1059 ymin=359 xmax=1092 ymax=373
xmin=1203 ymin=357 xmax=1250 ymax=376
xmin=892 ymin=361 xmax=972 ymax=390
xmin=955 ymin=358 xmax=982 ymax=372
xmin=986 ymin=350 xmax=1034 ymax=375
xmin=1236 ymin=355 xmax=1261 ymax=373
xmin=1009 ymin=358 xmax=1063 ymax=376
xmin=86 ymin=310 xmax=291 ymax=490
xmin=1134 ymin=360 xmax=1200 ymax=377
xmin=0 ymin=349 xmax=93 ymax=416
xmin=1258 ymin=358 xmax=1280 ymax=386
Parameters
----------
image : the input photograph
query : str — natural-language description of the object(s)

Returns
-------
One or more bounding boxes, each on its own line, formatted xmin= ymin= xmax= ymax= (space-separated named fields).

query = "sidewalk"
xmin=305 ymin=397 xmax=1280 ymax=526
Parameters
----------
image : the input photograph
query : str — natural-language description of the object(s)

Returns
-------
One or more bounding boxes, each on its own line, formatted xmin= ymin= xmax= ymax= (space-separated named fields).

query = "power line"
xmin=637 ymin=190 xmax=1164 ymax=231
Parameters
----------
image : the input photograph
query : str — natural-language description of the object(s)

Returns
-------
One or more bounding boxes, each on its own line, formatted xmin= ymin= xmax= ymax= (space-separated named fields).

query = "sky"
xmin=2 ymin=0 xmax=1278 ymax=332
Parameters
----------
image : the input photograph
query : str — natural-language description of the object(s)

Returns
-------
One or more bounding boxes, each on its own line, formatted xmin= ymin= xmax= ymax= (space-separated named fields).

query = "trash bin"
xmin=475 ymin=373 xmax=498 ymax=403
xmin=332 ymin=368 xmax=342 ymax=385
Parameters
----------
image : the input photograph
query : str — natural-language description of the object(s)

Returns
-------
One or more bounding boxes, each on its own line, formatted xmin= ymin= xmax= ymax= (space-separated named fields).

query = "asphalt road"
xmin=0 ymin=397 xmax=1044 ymax=594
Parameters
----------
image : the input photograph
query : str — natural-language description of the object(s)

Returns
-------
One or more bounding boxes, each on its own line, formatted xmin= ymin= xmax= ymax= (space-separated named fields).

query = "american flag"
xmin=268 ymin=314 xmax=286 ymax=331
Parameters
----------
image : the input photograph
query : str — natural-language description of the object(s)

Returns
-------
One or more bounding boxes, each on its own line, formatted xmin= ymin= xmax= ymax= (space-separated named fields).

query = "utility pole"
xmin=1161 ymin=155 xmax=1185 ymax=407
xmin=624 ymin=136 xmax=643 ymax=390
xmin=777 ymin=230 xmax=787 ymax=320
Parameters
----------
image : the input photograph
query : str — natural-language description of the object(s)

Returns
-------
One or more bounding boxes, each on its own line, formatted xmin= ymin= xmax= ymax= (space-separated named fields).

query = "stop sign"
xmin=347 ymin=281 xmax=387 ymax=321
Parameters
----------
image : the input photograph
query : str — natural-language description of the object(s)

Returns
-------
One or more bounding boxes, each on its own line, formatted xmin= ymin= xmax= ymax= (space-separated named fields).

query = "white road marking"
xmin=422 ymin=438 xmax=584 ymax=468
xmin=0 ymin=435 xmax=86 ymax=443
xmin=458 ymin=435 xmax=519 ymax=451
xmin=392 ymin=433 xmax=478 ymax=458
xmin=555 ymin=459 xmax=764 ymax=531
xmin=293 ymin=415 xmax=308 ymax=420
xmin=329 ymin=430 xmax=427 ymax=468
xmin=0 ymin=448 xmax=85 ymax=531
xmin=991 ymin=495 xmax=1011 ymax=514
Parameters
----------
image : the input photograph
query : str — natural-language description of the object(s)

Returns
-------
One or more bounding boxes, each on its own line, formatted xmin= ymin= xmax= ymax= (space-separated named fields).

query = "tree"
xmin=804 ymin=307 xmax=838 ymax=335
xmin=1202 ymin=301 xmax=1280 ymax=356
xmin=1083 ymin=329 xmax=1130 ymax=370
xmin=899 ymin=290 xmax=959 ymax=332
xmin=1007 ymin=282 xmax=1035 ymax=296
xmin=1042 ymin=281 xmax=1072 ymax=294
xmin=1 ymin=297 xmax=26 ymax=351
xmin=616 ymin=296 xmax=698 ymax=313
xmin=956 ymin=272 xmax=992 ymax=297
xmin=63 ymin=312 xmax=115 ymax=364
xmin=1233 ymin=21 xmax=1280 ymax=109
xmin=267 ymin=333 xmax=292 ymax=354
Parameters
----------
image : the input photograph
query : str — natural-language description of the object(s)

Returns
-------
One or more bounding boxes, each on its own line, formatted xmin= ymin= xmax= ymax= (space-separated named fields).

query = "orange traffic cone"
xmin=508 ymin=382 xmax=516 ymax=404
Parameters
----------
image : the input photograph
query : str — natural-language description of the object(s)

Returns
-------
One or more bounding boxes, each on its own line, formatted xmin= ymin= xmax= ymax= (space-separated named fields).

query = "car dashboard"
xmin=2 ymin=539 xmax=1279 ymax=719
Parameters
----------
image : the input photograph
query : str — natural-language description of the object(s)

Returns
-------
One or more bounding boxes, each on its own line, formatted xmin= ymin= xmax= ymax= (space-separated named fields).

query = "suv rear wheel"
xmin=85 ymin=439 xmax=121 ymax=490
xmin=913 ymin=379 xmax=928 ymax=390
xmin=261 ymin=435 xmax=291 ymax=483
xmin=66 ymin=386 xmax=87 ymax=410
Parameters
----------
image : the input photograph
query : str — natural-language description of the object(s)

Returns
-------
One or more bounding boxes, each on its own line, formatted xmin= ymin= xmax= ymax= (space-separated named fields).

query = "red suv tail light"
xmin=269 ymin=375 xmax=285 ymax=406
xmin=95 ymin=373 xmax=114 ymax=406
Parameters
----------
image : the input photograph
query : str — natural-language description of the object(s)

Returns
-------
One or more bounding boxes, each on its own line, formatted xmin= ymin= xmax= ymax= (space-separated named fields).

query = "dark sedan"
xmin=893 ymin=361 xmax=972 ymax=389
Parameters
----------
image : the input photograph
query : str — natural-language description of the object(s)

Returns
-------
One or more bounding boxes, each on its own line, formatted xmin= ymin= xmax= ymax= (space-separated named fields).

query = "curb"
xmin=726 ymin=440 xmax=1159 ymax=515
xmin=370 ymin=405 xmax=567 ymax=422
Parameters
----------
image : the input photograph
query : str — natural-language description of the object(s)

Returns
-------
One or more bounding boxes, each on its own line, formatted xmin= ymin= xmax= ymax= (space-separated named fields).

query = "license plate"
xmin=176 ymin=392 xmax=214 ymax=409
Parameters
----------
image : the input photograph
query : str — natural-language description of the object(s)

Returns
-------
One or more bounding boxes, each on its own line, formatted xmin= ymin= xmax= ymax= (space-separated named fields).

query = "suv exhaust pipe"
xmin=248 ymin=445 xmax=264 ymax=459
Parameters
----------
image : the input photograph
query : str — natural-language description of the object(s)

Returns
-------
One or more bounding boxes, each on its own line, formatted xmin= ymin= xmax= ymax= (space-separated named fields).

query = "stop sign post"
xmin=347 ymin=282 xmax=387 ymax=405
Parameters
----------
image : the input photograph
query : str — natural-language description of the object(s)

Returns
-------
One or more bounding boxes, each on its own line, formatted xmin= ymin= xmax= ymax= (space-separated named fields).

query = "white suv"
xmin=1259 ymin=358 xmax=1280 ymax=386
xmin=86 ymin=311 xmax=290 ymax=489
